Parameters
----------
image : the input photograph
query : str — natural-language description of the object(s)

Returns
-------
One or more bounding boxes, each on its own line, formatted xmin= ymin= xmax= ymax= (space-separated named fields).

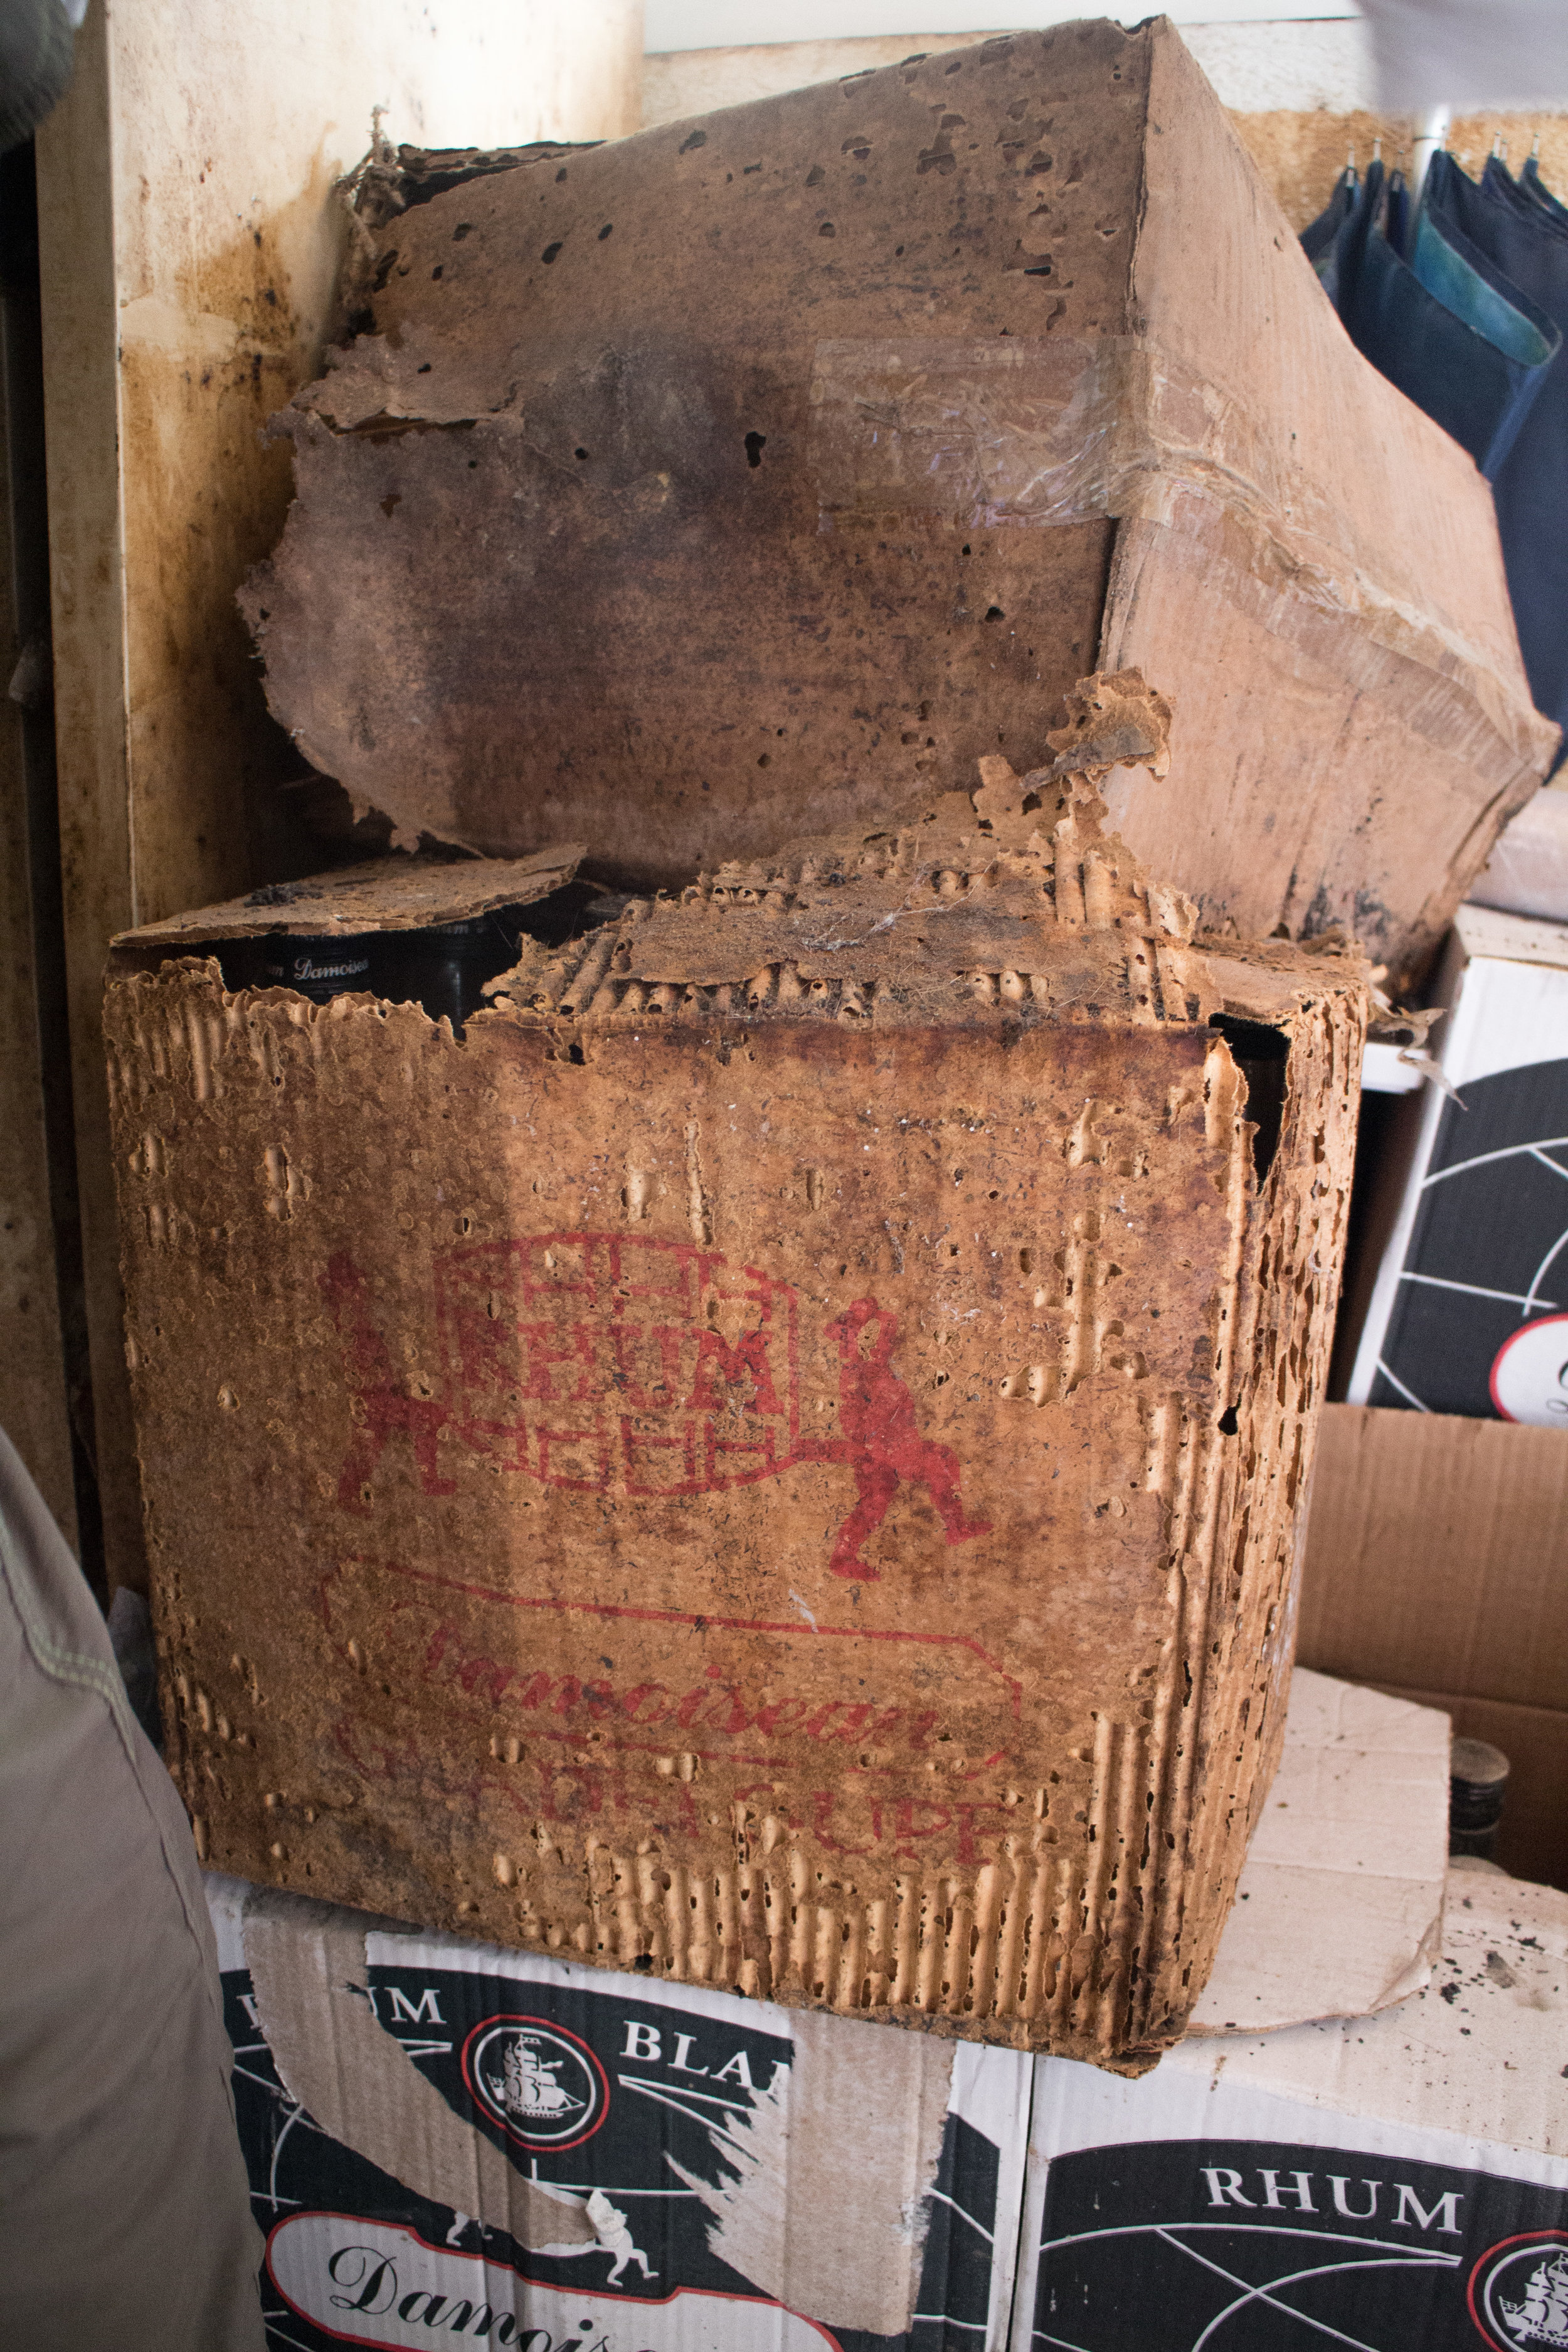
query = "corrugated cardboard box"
xmin=109 ymin=679 xmax=1366 ymax=2069
xmin=239 ymin=21 xmax=1554 ymax=987
xmin=201 ymin=1666 xmax=1450 ymax=2350
xmin=1300 ymin=1402 xmax=1568 ymax=1895
xmin=207 ymin=1873 xmax=1032 ymax=2351
xmin=1345 ymin=905 xmax=1568 ymax=1421
xmin=1012 ymin=1867 xmax=1568 ymax=2352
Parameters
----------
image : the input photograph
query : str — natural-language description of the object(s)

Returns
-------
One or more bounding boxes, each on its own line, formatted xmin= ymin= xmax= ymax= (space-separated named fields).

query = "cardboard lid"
xmin=112 ymin=845 xmax=583 ymax=949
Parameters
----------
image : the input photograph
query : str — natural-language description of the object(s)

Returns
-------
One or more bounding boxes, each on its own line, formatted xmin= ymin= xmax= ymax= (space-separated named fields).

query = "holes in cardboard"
xmin=744 ymin=430 xmax=767 ymax=467
xmin=1208 ymin=1014 xmax=1290 ymax=1184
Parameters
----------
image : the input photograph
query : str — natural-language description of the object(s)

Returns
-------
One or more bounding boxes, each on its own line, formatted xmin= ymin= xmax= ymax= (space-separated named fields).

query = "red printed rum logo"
xmin=435 ymin=1232 xmax=799 ymax=1498
xmin=324 ymin=1231 xmax=988 ymax=1581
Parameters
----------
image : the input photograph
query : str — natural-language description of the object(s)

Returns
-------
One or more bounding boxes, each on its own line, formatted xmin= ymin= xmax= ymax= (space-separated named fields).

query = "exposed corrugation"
xmin=105 ymin=687 xmax=1367 ymax=2071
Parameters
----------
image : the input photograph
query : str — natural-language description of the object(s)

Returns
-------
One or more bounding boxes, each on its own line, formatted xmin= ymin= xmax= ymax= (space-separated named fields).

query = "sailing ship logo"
xmin=1471 ymin=2233 xmax=1568 ymax=2349
xmin=460 ymin=2014 xmax=610 ymax=2154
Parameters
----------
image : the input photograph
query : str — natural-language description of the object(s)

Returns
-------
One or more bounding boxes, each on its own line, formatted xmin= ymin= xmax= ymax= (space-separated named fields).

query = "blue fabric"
xmin=1426 ymin=151 xmax=1568 ymax=758
xmin=1332 ymin=157 xmax=1560 ymax=481
xmin=1301 ymin=164 xmax=1357 ymax=302
xmin=1523 ymin=154 xmax=1568 ymax=228
xmin=1418 ymin=152 xmax=1560 ymax=369
xmin=1383 ymin=167 xmax=1411 ymax=263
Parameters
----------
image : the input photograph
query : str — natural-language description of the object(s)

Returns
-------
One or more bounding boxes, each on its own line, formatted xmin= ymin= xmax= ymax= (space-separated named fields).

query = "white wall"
xmin=643 ymin=14 xmax=1377 ymax=127
xmin=646 ymin=0 xmax=1357 ymax=46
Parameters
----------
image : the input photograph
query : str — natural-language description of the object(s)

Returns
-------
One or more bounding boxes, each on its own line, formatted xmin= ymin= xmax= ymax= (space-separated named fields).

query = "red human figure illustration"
xmin=322 ymin=1252 xmax=455 ymax=1509
xmin=813 ymin=1297 xmax=991 ymax=1579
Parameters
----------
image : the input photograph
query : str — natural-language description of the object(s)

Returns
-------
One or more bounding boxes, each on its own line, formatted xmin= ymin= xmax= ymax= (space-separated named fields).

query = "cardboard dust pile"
xmin=109 ymin=674 xmax=1367 ymax=2070
xmin=239 ymin=17 xmax=1554 ymax=988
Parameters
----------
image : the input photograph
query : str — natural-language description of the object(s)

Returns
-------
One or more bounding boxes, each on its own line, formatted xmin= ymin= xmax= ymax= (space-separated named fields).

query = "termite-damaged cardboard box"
xmin=239 ymin=19 xmax=1555 ymax=988
xmin=108 ymin=678 xmax=1367 ymax=2070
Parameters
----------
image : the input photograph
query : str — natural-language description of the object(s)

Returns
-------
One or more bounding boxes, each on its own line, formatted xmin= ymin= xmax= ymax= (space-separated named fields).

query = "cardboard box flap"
xmin=112 ymin=846 xmax=583 ymax=950
xmin=1300 ymin=1407 xmax=1568 ymax=1718
xmin=1135 ymin=1872 xmax=1568 ymax=2158
xmin=1190 ymin=1672 xmax=1450 ymax=2037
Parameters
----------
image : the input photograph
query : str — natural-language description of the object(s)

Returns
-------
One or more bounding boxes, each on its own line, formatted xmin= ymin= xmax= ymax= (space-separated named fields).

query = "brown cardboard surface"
xmin=1299 ymin=1403 xmax=1568 ymax=1893
xmin=238 ymin=21 xmax=1551 ymax=987
xmin=1371 ymin=1690 xmax=1568 ymax=1897
xmin=115 ymin=848 xmax=584 ymax=948
xmin=1300 ymin=1405 xmax=1568 ymax=1715
xmin=109 ymin=684 xmax=1367 ymax=2069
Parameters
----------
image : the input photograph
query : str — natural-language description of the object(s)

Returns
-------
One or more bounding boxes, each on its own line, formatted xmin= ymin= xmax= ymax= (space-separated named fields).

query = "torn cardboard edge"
xmin=480 ymin=670 xmax=1368 ymax=1041
xmin=215 ymin=1881 xmax=994 ymax=2338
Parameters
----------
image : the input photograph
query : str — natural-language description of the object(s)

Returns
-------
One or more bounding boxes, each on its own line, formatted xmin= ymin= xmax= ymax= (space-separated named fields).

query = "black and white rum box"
xmin=1349 ymin=905 xmax=1568 ymax=1421
xmin=1011 ymin=1867 xmax=1568 ymax=2352
xmin=205 ymin=1877 xmax=1032 ymax=2352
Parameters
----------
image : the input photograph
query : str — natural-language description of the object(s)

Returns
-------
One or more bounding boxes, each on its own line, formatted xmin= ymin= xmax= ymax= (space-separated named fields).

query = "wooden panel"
xmin=34 ymin=0 xmax=641 ymax=1589
xmin=0 ymin=277 xmax=76 ymax=1547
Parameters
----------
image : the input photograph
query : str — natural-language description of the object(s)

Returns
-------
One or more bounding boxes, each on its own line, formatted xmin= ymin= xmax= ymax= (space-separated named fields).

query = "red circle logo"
xmin=1469 ymin=2230 xmax=1568 ymax=2349
xmin=1489 ymin=1315 xmax=1568 ymax=1426
xmin=459 ymin=2013 xmax=609 ymax=2153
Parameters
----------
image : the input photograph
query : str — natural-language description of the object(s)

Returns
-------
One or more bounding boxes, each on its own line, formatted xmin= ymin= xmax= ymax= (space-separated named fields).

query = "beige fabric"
xmin=0 ymin=1426 xmax=264 ymax=2350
